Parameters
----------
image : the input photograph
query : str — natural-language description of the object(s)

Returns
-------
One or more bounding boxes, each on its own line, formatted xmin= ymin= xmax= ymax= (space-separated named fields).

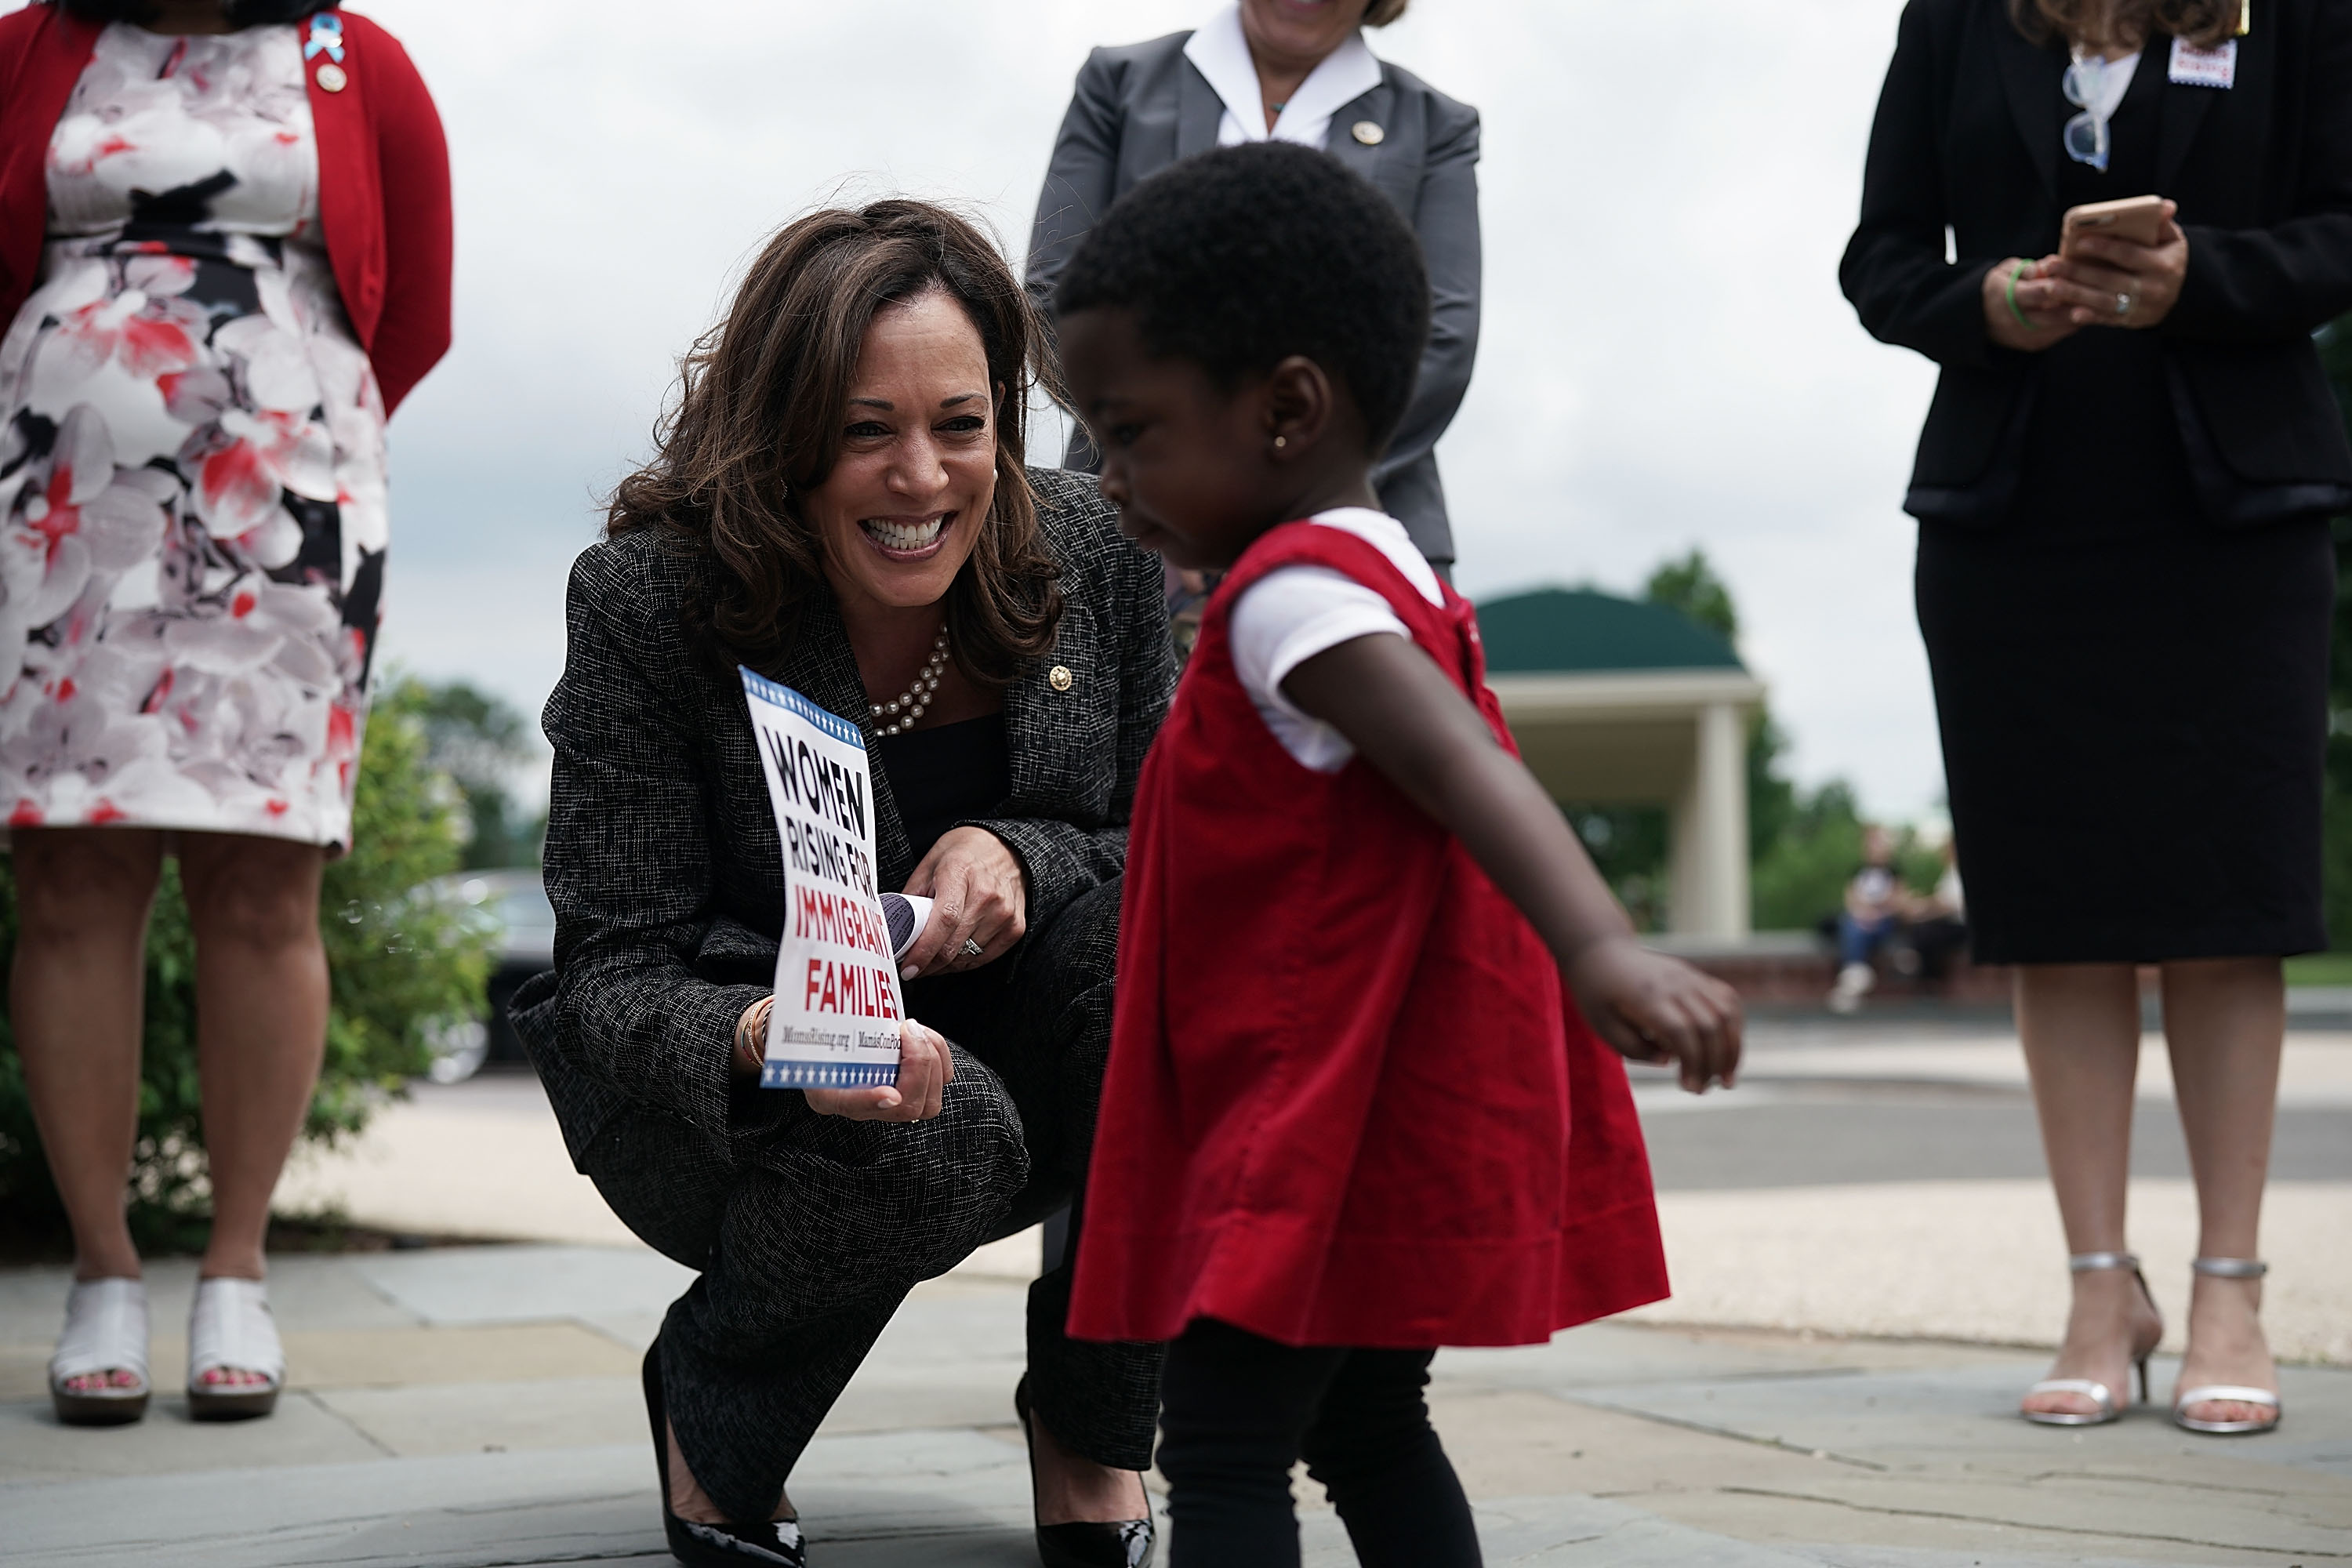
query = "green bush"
xmin=0 ymin=679 xmax=494 ymax=1251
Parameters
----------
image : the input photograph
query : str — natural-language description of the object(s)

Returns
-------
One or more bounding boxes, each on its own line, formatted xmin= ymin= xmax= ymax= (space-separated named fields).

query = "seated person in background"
xmin=1828 ymin=826 xmax=1905 ymax=1013
xmin=1901 ymin=838 xmax=1969 ymax=982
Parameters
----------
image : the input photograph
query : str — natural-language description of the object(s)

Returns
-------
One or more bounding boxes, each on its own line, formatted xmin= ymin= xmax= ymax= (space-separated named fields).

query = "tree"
xmin=411 ymin=681 xmax=544 ymax=869
xmin=1750 ymin=781 xmax=1865 ymax=931
xmin=1644 ymin=549 xmax=1738 ymax=641
xmin=0 ymin=679 xmax=495 ymax=1250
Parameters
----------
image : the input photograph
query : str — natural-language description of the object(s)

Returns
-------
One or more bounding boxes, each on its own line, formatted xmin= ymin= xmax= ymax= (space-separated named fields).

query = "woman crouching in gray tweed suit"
xmin=510 ymin=201 xmax=1174 ymax=1568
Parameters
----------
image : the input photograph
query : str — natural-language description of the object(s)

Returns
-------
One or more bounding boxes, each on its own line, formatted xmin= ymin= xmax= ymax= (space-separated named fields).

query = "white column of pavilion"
xmin=1488 ymin=670 xmax=1766 ymax=940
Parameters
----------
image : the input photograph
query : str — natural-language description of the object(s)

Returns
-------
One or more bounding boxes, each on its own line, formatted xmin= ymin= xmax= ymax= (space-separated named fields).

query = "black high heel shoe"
xmin=1014 ymin=1377 xmax=1156 ymax=1568
xmin=642 ymin=1345 xmax=808 ymax=1566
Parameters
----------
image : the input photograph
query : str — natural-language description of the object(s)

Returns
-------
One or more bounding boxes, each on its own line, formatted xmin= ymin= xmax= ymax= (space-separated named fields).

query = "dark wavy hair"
xmin=608 ymin=201 xmax=1064 ymax=685
xmin=2009 ymin=0 xmax=2241 ymax=49
xmin=53 ymin=0 xmax=339 ymax=24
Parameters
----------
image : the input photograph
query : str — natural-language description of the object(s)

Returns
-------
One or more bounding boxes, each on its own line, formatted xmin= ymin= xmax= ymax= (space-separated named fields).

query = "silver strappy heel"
xmin=2021 ymin=1251 xmax=2160 ymax=1428
xmin=2173 ymin=1258 xmax=2282 ymax=1436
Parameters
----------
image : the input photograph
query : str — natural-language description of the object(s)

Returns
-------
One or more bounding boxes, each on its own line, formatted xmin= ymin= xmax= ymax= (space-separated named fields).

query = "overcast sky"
xmin=17 ymin=0 xmax=1953 ymax=815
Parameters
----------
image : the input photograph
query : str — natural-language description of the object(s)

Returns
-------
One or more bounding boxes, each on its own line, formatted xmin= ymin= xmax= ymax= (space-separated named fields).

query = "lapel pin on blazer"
xmin=307 ymin=12 xmax=347 ymax=92
xmin=1049 ymin=665 xmax=1074 ymax=692
xmin=1351 ymin=120 xmax=1385 ymax=146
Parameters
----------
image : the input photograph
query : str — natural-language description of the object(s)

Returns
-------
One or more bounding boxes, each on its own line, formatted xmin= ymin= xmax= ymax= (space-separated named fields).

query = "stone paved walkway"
xmin=4 ymin=1023 xmax=2347 ymax=1564
xmin=267 ymin=1029 xmax=2352 ymax=1358
xmin=2 ymin=1247 xmax=2344 ymax=1565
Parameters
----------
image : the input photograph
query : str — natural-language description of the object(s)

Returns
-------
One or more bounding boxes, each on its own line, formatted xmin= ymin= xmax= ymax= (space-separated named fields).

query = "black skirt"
xmin=1915 ymin=520 xmax=2335 ymax=965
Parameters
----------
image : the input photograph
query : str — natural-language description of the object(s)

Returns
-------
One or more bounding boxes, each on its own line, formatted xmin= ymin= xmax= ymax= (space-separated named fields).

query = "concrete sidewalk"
xmin=269 ymin=1029 xmax=2352 ymax=1361
xmin=2 ymin=1246 xmax=2346 ymax=1566
xmin=2 ymin=1023 xmax=2345 ymax=1565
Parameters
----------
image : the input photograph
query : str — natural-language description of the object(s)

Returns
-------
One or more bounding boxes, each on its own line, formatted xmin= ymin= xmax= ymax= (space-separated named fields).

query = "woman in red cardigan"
xmin=0 ymin=0 xmax=448 ymax=1426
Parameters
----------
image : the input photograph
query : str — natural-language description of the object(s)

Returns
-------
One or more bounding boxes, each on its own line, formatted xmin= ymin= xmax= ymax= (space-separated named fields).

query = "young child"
xmin=1057 ymin=143 xmax=1744 ymax=1568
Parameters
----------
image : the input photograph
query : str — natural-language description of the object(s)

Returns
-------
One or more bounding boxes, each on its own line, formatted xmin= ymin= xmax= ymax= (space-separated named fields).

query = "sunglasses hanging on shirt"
xmin=2063 ymin=45 xmax=2142 ymax=172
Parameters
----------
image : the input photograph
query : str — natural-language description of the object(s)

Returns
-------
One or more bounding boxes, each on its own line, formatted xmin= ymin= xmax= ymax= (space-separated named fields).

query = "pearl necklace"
xmin=871 ymin=626 xmax=949 ymax=736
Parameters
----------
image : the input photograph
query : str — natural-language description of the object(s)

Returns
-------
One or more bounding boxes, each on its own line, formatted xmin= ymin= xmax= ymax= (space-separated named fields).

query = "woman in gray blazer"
xmin=1027 ymin=0 xmax=1480 ymax=572
xmin=511 ymin=201 xmax=1173 ymax=1568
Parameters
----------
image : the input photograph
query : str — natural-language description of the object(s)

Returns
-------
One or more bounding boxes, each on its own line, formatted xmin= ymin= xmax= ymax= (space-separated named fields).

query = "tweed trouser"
xmin=579 ymin=877 xmax=1162 ymax=1522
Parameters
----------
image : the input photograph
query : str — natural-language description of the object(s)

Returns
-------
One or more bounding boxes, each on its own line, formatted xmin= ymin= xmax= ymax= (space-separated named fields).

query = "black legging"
xmin=1155 ymin=1318 xmax=1481 ymax=1568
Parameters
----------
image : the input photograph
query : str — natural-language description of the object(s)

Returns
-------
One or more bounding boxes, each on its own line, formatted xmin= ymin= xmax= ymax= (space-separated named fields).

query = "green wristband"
xmin=2005 ymin=263 xmax=2038 ymax=330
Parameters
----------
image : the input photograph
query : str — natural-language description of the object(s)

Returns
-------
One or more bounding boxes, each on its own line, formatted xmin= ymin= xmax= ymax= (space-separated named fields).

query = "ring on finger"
xmin=2114 ymin=289 xmax=2134 ymax=317
xmin=960 ymin=937 xmax=985 ymax=960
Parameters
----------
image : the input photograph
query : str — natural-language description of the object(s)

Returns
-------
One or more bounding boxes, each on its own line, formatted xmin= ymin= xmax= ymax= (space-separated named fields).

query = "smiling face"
xmin=804 ymin=288 xmax=999 ymax=617
xmin=1058 ymin=306 xmax=1287 ymax=572
xmin=1239 ymin=0 xmax=1374 ymax=70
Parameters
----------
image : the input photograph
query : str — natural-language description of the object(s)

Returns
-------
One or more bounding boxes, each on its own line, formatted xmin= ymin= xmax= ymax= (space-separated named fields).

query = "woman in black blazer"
xmin=512 ymin=201 xmax=1174 ymax=1566
xmin=1026 ymin=0 xmax=1479 ymax=573
xmin=1843 ymin=0 xmax=2352 ymax=1439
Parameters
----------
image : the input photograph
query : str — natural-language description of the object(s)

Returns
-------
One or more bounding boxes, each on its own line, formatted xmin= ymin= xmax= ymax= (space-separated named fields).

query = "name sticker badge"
xmin=2169 ymin=35 xmax=2238 ymax=89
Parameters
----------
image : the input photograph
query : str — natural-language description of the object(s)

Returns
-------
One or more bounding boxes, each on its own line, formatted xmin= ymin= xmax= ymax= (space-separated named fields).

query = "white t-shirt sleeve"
xmin=1228 ymin=565 xmax=1410 ymax=772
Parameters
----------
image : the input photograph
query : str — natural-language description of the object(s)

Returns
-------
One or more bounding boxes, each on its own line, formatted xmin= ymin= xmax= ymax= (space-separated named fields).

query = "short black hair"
xmin=1054 ymin=142 xmax=1431 ymax=452
xmin=54 ymin=0 xmax=338 ymax=25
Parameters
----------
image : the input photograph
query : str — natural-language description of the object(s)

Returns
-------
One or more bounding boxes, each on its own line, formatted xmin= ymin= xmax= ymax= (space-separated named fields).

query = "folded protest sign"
xmin=741 ymin=668 xmax=933 ymax=1090
xmin=880 ymin=890 xmax=935 ymax=960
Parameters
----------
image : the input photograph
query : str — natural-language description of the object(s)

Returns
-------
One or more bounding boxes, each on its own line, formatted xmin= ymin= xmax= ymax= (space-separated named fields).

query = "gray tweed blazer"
xmin=1025 ymin=28 xmax=1483 ymax=565
xmin=509 ymin=467 xmax=1177 ymax=1163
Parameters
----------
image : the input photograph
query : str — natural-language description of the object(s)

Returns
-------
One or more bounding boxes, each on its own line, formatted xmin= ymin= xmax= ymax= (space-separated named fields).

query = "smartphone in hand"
xmin=2060 ymin=194 xmax=2168 ymax=256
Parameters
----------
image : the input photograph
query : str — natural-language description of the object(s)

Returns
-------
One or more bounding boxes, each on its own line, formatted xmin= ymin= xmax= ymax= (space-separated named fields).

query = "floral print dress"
xmin=0 ymin=22 xmax=387 ymax=851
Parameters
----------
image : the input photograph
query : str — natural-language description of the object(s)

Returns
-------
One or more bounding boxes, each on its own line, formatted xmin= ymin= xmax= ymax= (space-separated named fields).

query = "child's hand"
xmin=1563 ymin=937 xmax=1743 ymax=1094
xmin=1278 ymin=633 xmax=1743 ymax=1093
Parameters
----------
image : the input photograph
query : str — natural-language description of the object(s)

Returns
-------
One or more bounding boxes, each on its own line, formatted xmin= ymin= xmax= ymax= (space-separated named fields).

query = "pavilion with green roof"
xmin=1475 ymin=587 xmax=1766 ymax=938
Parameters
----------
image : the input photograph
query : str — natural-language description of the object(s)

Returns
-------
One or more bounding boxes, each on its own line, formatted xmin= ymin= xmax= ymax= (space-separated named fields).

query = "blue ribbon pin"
xmin=304 ymin=13 xmax=344 ymax=63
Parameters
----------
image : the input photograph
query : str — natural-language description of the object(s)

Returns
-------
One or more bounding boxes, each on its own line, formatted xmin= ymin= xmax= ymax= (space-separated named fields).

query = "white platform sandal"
xmin=187 ymin=1276 xmax=285 ymax=1421
xmin=49 ymin=1277 xmax=151 ymax=1426
xmin=2173 ymin=1257 xmax=2283 ymax=1436
xmin=2022 ymin=1250 xmax=2160 ymax=1427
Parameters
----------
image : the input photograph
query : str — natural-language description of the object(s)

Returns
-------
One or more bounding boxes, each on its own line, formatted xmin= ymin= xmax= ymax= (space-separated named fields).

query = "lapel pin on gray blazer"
xmin=1026 ymin=2 xmax=1481 ymax=568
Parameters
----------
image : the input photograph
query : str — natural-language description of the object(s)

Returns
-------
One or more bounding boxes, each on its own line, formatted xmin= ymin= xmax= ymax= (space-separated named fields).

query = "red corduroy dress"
xmin=1069 ymin=522 xmax=1671 ymax=1350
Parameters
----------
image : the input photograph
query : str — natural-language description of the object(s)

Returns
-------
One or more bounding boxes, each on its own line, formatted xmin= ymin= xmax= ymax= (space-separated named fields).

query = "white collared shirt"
xmin=1182 ymin=3 xmax=1383 ymax=152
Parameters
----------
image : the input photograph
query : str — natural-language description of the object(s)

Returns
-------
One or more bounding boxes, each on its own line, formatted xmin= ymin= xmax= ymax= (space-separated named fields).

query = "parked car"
xmin=423 ymin=868 xmax=555 ymax=1083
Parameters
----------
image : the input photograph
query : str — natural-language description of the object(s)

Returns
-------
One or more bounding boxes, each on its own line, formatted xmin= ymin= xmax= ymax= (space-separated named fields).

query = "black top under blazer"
xmin=1840 ymin=0 xmax=2352 ymax=526
xmin=510 ymin=469 xmax=1178 ymax=1163
xmin=1026 ymin=29 xmax=1482 ymax=564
